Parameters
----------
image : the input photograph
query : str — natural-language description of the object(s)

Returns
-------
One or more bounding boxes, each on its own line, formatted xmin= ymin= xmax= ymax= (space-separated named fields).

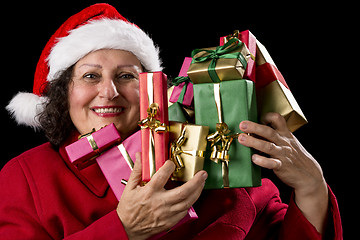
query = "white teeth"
xmin=93 ymin=107 xmax=123 ymax=113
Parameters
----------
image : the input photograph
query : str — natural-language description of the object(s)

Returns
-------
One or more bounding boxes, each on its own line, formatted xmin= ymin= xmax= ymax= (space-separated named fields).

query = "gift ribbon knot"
xmin=138 ymin=103 xmax=168 ymax=133
xmin=191 ymin=38 xmax=248 ymax=83
xmin=207 ymin=123 xmax=239 ymax=164
xmin=170 ymin=125 xmax=205 ymax=178
xmin=170 ymin=125 xmax=187 ymax=171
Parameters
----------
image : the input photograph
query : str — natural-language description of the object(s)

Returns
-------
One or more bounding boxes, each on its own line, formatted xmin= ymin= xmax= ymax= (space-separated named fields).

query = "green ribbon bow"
xmin=170 ymin=76 xmax=192 ymax=104
xmin=191 ymin=38 xmax=247 ymax=83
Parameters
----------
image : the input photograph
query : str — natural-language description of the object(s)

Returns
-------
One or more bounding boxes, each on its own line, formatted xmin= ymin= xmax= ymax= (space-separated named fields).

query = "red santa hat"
xmin=6 ymin=3 xmax=162 ymax=129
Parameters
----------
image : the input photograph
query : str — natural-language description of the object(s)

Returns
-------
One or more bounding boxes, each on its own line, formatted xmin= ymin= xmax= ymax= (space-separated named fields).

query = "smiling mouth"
xmin=91 ymin=106 xmax=124 ymax=116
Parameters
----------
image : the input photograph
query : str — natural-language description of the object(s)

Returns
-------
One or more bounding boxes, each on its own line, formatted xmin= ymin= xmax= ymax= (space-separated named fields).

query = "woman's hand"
xmin=116 ymin=153 xmax=207 ymax=240
xmin=238 ymin=112 xmax=329 ymax=234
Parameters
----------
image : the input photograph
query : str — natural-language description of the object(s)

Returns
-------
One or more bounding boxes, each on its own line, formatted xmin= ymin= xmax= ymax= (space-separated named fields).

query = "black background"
xmin=1 ymin=1 xmax=354 ymax=237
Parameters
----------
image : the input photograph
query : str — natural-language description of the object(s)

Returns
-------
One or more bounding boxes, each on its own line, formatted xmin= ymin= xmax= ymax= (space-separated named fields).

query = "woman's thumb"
xmin=125 ymin=152 xmax=142 ymax=189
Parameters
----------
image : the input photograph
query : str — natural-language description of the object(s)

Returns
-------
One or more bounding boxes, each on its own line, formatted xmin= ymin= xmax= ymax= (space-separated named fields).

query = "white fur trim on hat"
xmin=47 ymin=18 xmax=162 ymax=81
xmin=6 ymin=92 xmax=47 ymax=129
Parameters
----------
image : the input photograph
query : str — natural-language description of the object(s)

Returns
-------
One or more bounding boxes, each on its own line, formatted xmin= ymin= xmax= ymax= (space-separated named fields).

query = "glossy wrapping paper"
xmin=96 ymin=130 xmax=141 ymax=200
xmin=187 ymin=38 xmax=252 ymax=84
xmin=168 ymin=57 xmax=195 ymax=122
xmin=194 ymin=80 xmax=261 ymax=189
xmin=139 ymin=72 xmax=169 ymax=182
xmin=65 ymin=123 xmax=121 ymax=169
xmin=169 ymin=57 xmax=194 ymax=107
xmin=220 ymin=30 xmax=257 ymax=82
xmin=169 ymin=122 xmax=209 ymax=182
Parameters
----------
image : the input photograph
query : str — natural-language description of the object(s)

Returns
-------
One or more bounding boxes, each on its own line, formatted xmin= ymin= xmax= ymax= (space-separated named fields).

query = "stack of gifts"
xmin=185 ymin=35 xmax=261 ymax=189
xmin=64 ymin=28 xmax=308 ymax=237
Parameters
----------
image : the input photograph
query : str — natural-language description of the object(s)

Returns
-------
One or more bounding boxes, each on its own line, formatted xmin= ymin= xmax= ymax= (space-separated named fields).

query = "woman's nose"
xmin=98 ymin=79 xmax=120 ymax=100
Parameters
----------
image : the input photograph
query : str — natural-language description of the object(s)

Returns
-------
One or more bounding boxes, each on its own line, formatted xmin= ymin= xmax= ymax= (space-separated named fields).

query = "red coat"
xmin=0 ymin=135 xmax=343 ymax=239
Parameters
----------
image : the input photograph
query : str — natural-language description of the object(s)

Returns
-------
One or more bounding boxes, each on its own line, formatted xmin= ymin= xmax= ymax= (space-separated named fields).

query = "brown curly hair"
xmin=38 ymin=66 xmax=76 ymax=146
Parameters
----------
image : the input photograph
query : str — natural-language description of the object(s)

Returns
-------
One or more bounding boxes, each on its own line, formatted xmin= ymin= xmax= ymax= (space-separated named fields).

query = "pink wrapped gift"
xmin=220 ymin=30 xmax=257 ymax=82
xmin=169 ymin=57 xmax=194 ymax=107
xmin=96 ymin=130 xmax=141 ymax=200
xmin=138 ymin=72 xmax=169 ymax=182
xmin=65 ymin=123 xmax=121 ymax=169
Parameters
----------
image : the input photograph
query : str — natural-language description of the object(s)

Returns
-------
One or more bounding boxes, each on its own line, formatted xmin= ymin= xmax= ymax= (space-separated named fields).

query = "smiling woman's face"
xmin=68 ymin=49 xmax=143 ymax=139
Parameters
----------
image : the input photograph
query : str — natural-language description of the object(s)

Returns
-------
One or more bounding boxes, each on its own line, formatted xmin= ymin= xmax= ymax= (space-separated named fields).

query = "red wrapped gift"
xmin=220 ymin=30 xmax=257 ymax=82
xmin=65 ymin=123 xmax=121 ymax=169
xmin=138 ymin=72 xmax=169 ymax=182
xmin=96 ymin=130 xmax=141 ymax=200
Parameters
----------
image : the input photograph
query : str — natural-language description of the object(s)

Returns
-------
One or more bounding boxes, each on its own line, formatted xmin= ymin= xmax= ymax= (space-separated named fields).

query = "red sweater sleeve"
xmin=245 ymin=179 xmax=342 ymax=240
xmin=279 ymin=186 xmax=343 ymax=240
xmin=0 ymin=159 xmax=129 ymax=240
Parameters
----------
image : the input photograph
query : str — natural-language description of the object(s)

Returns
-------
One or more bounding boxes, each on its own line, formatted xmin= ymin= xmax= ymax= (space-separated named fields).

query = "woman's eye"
xmin=119 ymin=73 xmax=136 ymax=79
xmin=83 ymin=73 xmax=99 ymax=79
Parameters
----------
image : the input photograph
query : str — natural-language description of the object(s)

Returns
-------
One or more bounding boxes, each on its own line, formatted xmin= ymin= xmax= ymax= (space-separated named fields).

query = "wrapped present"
xmin=168 ymin=102 xmax=194 ymax=123
xmin=220 ymin=30 xmax=257 ymax=82
xmin=96 ymin=130 xmax=198 ymax=240
xmin=96 ymin=130 xmax=141 ymax=200
xmin=168 ymin=57 xmax=195 ymax=122
xmin=194 ymin=80 xmax=261 ymax=189
xmin=169 ymin=122 xmax=209 ymax=182
xmin=187 ymin=38 xmax=252 ymax=84
xmin=138 ymin=72 xmax=169 ymax=182
xmin=65 ymin=123 xmax=121 ymax=169
xmin=256 ymin=40 xmax=307 ymax=132
xmin=169 ymin=57 xmax=194 ymax=107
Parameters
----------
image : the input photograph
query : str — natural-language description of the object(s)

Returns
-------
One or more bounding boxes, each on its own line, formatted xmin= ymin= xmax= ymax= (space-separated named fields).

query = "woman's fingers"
xmin=238 ymin=132 xmax=282 ymax=157
xmin=251 ymin=154 xmax=282 ymax=170
xmin=148 ymin=160 xmax=176 ymax=190
xmin=167 ymin=170 xmax=207 ymax=212
xmin=260 ymin=112 xmax=290 ymax=135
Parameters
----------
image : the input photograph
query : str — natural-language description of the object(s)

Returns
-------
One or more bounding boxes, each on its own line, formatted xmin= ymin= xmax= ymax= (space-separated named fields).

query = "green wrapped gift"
xmin=194 ymin=79 xmax=261 ymax=189
xmin=168 ymin=102 xmax=193 ymax=122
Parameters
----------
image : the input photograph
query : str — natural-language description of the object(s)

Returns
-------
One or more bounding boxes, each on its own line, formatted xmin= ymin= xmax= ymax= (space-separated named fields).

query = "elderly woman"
xmin=1 ymin=3 xmax=342 ymax=240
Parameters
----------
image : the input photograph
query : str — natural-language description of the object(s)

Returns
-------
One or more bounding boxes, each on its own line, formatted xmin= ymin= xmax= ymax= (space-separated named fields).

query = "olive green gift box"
xmin=194 ymin=79 xmax=261 ymax=189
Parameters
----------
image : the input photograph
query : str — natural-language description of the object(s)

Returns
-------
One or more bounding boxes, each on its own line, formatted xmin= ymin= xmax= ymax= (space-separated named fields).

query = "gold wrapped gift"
xmin=187 ymin=38 xmax=252 ymax=84
xmin=257 ymin=79 xmax=307 ymax=132
xmin=169 ymin=122 xmax=209 ymax=182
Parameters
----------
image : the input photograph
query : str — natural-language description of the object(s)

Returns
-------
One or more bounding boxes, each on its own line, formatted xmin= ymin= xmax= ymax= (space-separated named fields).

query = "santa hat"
xmin=6 ymin=3 xmax=162 ymax=129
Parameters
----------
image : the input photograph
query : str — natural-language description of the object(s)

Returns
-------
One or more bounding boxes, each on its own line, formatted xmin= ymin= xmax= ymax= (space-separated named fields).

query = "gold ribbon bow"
xmin=170 ymin=126 xmax=187 ymax=172
xmin=138 ymin=103 xmax=168 ymax=133
xmin=170 ymin=124 xmax=205 ymax=180
xmin=207 ymin=123 xmax=239 ymax=164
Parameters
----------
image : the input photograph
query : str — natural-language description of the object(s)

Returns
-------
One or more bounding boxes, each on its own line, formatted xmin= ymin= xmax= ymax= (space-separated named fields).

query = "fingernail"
xmin=240 ymin=121 xmax=248 ymax=130
xmin=202 ymin=171 xmax=208 ymax=180
xmin=239 ymin=133 xmax=247 ymax=142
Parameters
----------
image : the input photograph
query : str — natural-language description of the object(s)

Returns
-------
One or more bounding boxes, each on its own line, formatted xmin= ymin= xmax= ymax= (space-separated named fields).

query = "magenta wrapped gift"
xmin=65 ymin=123 xmax=121 ymax=169
xmin=96 ymin=130 xmax=141 ymax=200
xmin=169 ymin=57 xmax=194 ymax=107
